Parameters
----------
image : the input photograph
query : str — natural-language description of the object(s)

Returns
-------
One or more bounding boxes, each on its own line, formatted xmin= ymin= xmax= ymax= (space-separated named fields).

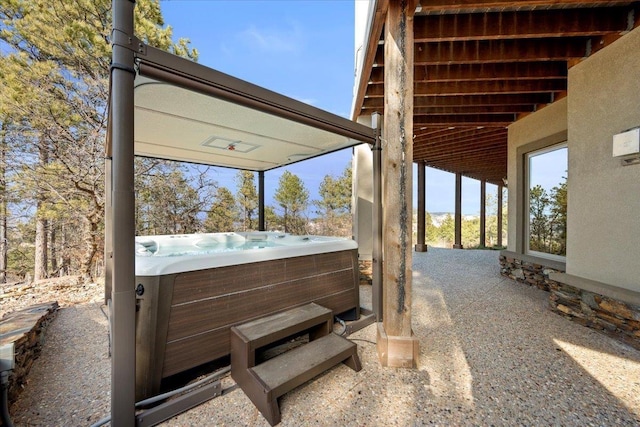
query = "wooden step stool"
xmin=230 ymin=303 xmax=361 ymax=426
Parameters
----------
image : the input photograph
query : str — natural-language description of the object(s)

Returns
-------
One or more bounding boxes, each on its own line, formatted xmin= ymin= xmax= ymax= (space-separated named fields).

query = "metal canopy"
xmin=132 ymin=46 xmax=375 ymax=170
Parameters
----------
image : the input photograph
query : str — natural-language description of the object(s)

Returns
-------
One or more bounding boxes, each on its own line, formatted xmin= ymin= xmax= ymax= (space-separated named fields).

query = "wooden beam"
xmin=414 ymin=127 xmax=460 ymax=139
xmin=414 ymin=7 xmax=632 ymax=42
xmin=414 ymin=114 xmax=513 ymax=126
xmin=418 ymin=147 xmax=508 ymax=162
xmin=416 ymin=79 xmax=566 ymax=95
xmin=414 ymin=127 xmax=506 ymax=144
xmin=363 ymin=93 xmax=552 ymax=109
xmin=428 ymin=159 xmax=507 ymax=172
xmin=374 ymin=38 xmax=592 ymax=65
xmin=414 ymin=104 xmax=533 ymax=115
xmin=413 ymin=62 xmax=568 ymax=81
xmin=365 ymin=79 xmax=566 ymax=97
xmin=417 ymin=152 xmax=507 ymax=167
xmin=418 ymin=137 xmax=508 ymax=151
xmin=422 ymin=163 xmax=505 ymax=186
xmin=417 ymin=0 xmax=634 ymax=14
xmin=428 ymin=152 xmax=507 ymax=163
xmin=369 ymin=62 xmax=567 ymax=83
xmin=415 ymin=143 xmax=507 ymax=158
xmin=415 ymin=128 xmax=506 ymax=146
xmin=417 ymin=140 xmax=508 ymax=158
xmin=427 ymin=158 xmax=507 ymax=169
xmin=415 ymin=38 xmax=591 ymax=64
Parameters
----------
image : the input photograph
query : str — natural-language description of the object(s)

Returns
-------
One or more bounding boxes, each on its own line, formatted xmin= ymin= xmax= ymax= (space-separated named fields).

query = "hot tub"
xmin=134 ymin=232 xmax=360 ymax=399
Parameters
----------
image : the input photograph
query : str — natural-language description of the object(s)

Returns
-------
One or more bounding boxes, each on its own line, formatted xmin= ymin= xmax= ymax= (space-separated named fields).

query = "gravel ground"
xmin=7 ymin=248 xmax=640 ymax=426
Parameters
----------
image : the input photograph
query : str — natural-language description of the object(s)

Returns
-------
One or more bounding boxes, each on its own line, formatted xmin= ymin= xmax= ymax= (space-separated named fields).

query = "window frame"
xmin=524 ymin=142 xmax=567 ymax=262
xmin=514 ymin=130 xmax=567 ymax=259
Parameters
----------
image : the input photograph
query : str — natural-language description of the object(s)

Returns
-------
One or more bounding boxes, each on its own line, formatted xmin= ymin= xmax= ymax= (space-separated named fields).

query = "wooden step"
xmin=230 ymin=303 xmax=362 ymax=425
xmin=250 ymin=333 xmax=361 ymax=400
xmin=231 ymin=303 xmax=332 ymax=351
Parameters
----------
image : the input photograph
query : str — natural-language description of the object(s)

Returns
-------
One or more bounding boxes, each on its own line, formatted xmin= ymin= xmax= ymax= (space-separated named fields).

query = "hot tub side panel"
xmin=160 ymin=248 xmax=360 ymax=379
xmin=134 ymin=274 xmax=175 ymax=401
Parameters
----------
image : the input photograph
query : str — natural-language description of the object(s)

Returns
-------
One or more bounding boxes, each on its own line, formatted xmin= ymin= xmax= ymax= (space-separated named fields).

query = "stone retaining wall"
xmin=499 ymin=255 xmax=562 ymax=291
xmin=549 ymin=282 xmax=640 ymax=351
xmin=500 ymin=254 xmax=640 ymax=350
xmin=0 ymin=302 xmax=59 ymax=402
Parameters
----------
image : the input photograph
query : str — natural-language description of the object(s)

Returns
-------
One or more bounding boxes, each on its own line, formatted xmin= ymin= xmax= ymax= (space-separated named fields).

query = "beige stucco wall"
xmin=352 ymin=115 xmax=374 ymax=259
xmin=506 ymin=98 xmax=568 ymax=252
xmin=566 ymin=27 xmax=640 ymax=291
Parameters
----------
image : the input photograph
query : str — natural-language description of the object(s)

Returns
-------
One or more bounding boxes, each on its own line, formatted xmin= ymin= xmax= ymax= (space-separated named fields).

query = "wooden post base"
xmin=453 ymin=244 xmax=464 ymax=249
xmin=414 ymin=243 xmax=428 ymax=252
xmin=376 ymin=323 xmax=419 ymax=368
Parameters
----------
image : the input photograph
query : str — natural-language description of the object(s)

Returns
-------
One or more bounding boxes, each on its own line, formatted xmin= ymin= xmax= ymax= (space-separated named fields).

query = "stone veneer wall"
xmin=0 ymin=302 xmax=59 ymax=402
xmin=500 ymin=254 xmax=640 ymax=350
xmin=549 ymin=281 xmax=640 ymax=350
xmin=499 ymin=254 xmax=562 ymax=291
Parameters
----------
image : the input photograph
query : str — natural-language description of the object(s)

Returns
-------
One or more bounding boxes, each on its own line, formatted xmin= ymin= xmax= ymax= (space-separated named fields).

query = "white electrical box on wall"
xmin=613 ymin=128 xmax=640 ymax=157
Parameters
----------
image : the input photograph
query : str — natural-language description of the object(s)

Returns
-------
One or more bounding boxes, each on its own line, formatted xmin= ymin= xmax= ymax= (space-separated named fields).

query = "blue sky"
xmin=529 ymin=146 xmax=568 ymax=191
xmin=158 ymin=1 xmax=522 ymax=216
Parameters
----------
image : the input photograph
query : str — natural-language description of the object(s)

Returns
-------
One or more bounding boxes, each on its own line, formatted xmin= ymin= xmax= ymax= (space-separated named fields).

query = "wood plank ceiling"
xmin=353 ymin=0 xmax=639 ymax=185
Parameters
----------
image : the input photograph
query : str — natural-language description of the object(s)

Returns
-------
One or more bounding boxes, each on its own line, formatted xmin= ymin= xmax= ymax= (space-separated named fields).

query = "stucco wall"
xmin=506 ymin=98 xmax=568 ymax=252
xmin=352 ymin=143 xmax=373 ymax=259
xmin=566 ymin=27 xmax=640 ymax=291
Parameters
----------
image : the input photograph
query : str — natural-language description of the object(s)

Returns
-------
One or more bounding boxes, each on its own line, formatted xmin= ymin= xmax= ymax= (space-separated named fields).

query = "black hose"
xmin=0 ymin=371 xmax=14 ymax=427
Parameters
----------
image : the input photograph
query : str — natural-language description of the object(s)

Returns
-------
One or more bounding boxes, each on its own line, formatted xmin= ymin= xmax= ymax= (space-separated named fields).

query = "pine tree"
xmin=528 ymin=185 xmax=550 ymax=252
xmin=0 ymin=0 xmax=197 ymax=279
xmin=135 ymin=160 xmax=214 ymax=235
xmin=204 ymin=187 xmax=236 ymax=232
xmin=274 ymin=170 xmax=309 ymax=235
xmin=315 ymin=164 xmax=352 ymax=236
xmin=235 ymin=170 xmax=258 ymax=231
xmin=549 ymin=177 xmax=567 ymax=255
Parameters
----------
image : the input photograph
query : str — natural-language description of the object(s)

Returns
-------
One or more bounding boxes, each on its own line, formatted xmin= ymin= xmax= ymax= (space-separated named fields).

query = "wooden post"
xmin=480 ymin=180 xmax=486 ymax=248
xmin=377 ymin=0 xmax=419 ymax=369
xmin=453 ymin=173 xmax=463 ymax=249
xmin=415 ymin=161 xmax=427 ymax=252
xmin=497 ymin=185 xmax=503 ymax=247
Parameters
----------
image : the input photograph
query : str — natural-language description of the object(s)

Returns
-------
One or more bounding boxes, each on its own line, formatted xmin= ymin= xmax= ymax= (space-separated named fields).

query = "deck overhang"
xmin=353 ymin=0 xmax=639 ymax=185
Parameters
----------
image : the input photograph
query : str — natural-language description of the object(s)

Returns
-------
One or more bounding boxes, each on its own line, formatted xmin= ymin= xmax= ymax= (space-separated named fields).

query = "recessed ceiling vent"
xmin=202 ymin=136 xmax=259 ymax=154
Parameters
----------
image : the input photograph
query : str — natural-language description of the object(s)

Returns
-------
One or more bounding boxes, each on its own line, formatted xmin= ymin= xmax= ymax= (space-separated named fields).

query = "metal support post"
xmin=258 ymin=171 xmax=265 ymax=231
xmin=110 ymin=0 xmax=137 ymax=425
xmin=371 ymin=112 xmax=383 ymax=322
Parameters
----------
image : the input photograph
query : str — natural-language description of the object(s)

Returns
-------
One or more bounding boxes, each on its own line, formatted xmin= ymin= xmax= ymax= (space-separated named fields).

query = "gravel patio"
xmin=9 ymin=248 xmax=640 ymax=426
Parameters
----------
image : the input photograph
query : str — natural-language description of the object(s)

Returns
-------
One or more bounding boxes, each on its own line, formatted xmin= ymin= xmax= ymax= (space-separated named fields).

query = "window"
xmin=525 ymin=144 xmax=567 ymax=259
